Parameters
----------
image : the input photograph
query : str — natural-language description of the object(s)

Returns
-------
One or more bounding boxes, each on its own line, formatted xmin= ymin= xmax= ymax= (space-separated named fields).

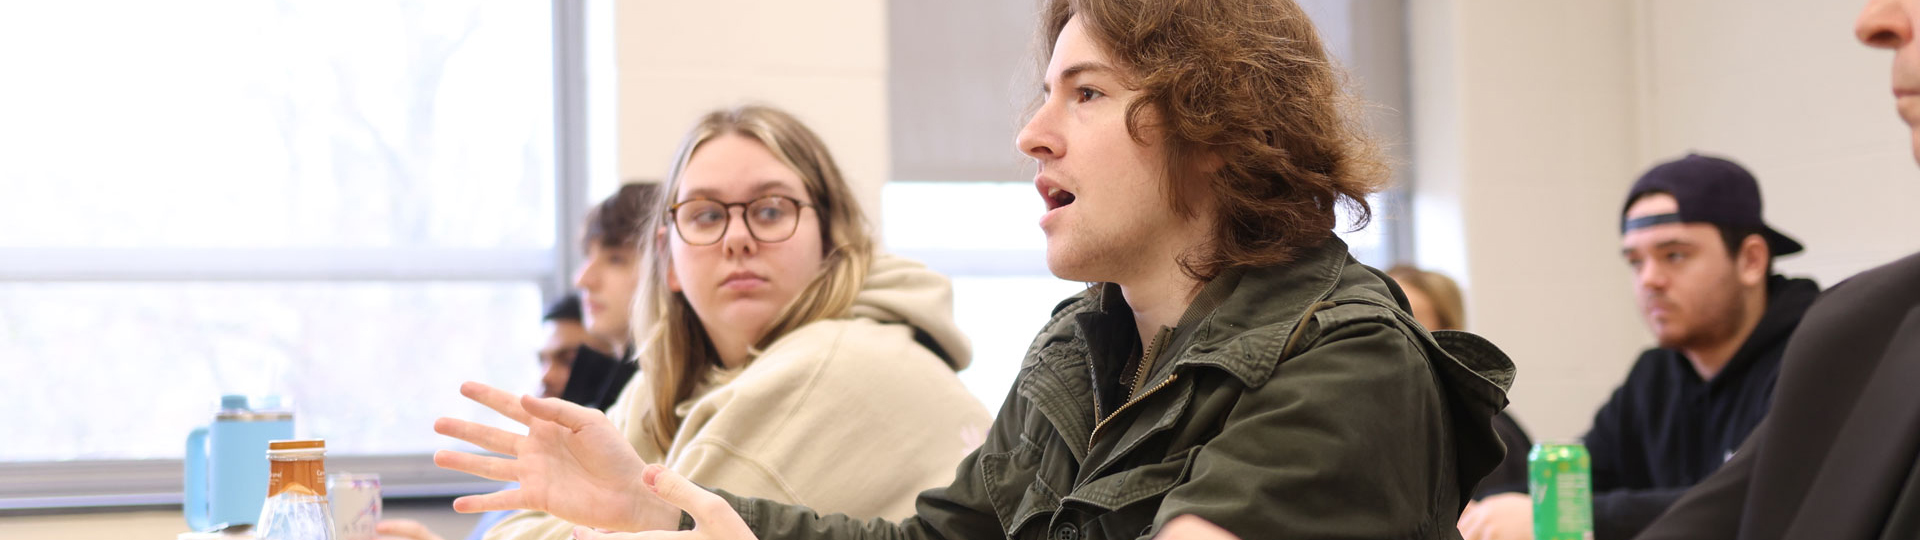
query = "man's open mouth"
xmin=1044 ymin=186 xmax=1076 ymax=210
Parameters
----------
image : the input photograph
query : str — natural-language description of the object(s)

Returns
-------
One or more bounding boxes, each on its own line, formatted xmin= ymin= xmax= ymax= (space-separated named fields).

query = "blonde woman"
xmin=474 ymin=105 xmax=990 ymax=540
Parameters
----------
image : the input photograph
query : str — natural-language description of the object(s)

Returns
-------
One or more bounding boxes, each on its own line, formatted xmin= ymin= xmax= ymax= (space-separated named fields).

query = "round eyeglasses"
xmin=667 ymin=195 xmax=814 ymax=246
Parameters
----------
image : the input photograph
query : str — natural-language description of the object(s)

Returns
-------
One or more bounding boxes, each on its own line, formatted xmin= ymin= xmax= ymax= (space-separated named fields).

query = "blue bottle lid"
xmin=215 ymin=395 xmax=293 ymax=422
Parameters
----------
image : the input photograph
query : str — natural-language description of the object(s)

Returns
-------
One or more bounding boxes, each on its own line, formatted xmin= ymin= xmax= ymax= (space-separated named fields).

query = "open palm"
xmin=433 ymin=382 xmax=681 ymax=533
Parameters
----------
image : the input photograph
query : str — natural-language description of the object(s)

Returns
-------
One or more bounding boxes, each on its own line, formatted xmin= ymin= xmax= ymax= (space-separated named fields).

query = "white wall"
xmin=1409 ymin=1 xmax=1647 ymax=441
xmin=614 ymin=0 xmax=890 ymax=228
xmin=1637 ymin=1 xmax=1920 ymax=285
xmin=1410 ymin=0 xmax=1920 ymax=441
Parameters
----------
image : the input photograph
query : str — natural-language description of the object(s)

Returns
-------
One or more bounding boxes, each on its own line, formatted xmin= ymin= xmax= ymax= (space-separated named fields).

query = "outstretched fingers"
xmin=434 ymin=417 xmax=523 ymax=456
xmin=433 ymin=449 xmax=520 ymax=483
xmin=449 ymin=487 xmax=529 ymax=514
xmin=461 ymin=381 xmax=533 ymax=425
xmin=521 ymin=394 xmax=610 ymax=432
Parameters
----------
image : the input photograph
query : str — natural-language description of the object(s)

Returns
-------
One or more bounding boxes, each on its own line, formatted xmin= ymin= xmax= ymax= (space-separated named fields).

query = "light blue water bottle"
xmin=184 ymin=395 xmax=294 ymax=532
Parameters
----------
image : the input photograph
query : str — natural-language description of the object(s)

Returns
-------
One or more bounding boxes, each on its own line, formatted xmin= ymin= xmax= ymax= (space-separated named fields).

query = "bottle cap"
xmin=266 ymin=439 xmax=327 ymax=460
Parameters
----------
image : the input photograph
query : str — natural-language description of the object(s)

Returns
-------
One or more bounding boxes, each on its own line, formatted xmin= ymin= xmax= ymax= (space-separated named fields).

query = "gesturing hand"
xmin=571 ymin=465 xmax=758 ymax=540
xmin=432 ymin=381 xmax=682 ymax=533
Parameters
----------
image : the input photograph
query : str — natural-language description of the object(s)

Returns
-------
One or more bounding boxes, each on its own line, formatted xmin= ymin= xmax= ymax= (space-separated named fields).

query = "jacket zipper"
xmin=1089 ymin=372 xmax=1179 ymax=448
xmin=1127 ymin=336 xmax=1159 ymax=398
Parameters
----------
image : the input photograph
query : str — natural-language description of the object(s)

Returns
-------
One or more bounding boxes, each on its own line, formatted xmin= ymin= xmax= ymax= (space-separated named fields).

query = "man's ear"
xmin=1168 ymin=147 xmax=1226 ymax=220
xmin=1737 ymin=234 xmax=1770 ymax=287
xmin=1192 ymin=145 xmax=1225 ymax=174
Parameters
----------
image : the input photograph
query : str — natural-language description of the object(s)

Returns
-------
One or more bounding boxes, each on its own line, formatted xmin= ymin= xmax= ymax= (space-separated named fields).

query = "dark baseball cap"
xmin=1621 ymin=153 xmax=1803 ymax=257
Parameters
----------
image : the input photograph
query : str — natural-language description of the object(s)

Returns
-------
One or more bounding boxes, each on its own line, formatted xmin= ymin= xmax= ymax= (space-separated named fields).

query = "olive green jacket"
xmin=702 ymin=239 xmax=1516 ymax=539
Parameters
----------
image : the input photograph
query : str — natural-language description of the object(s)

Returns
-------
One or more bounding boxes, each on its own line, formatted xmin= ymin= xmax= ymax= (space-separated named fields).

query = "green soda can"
xmin=1528 ymin=442 xmax=1594 ymax=540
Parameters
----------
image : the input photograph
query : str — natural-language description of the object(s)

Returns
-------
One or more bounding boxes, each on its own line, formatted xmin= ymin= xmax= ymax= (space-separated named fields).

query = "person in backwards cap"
xmin=534 ymin=293 xmax=632 ymax=412
xmin=1458 ymin=153 xmax=1821 ymax=540
xmin=1634 ymin=4 xmax=1920 ymax=536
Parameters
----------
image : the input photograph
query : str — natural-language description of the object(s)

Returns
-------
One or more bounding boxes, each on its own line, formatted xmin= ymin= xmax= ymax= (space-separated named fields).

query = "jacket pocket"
xmin=980 ymin=437 xmax=1064 ymax=537
xmin=1067 ymin=446 xmax=1201 ymax=539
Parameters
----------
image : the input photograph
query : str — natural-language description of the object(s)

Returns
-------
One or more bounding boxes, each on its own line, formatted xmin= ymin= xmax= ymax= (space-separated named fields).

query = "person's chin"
xmin=720 ymin=303 xmax=776 ymax=326
xmin=1044 ymin=243 xmax=1098 ymax=283
xmin=1652 ymin=329 xmax=1689 ymax=350
xmin=589 ymin=322 xmax=626 ymax=343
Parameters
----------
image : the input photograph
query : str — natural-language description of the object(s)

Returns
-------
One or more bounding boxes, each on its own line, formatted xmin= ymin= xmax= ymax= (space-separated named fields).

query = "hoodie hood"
xmin=1706 ymin=274 xmax=1819 ymax=388
xmin=847 ymin=254 xmax=973 ymax=371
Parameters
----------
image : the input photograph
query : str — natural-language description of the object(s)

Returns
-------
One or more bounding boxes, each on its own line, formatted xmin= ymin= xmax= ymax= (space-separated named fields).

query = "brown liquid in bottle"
xmin=257 ymin=439 xmax=336 ymax=539
xmin=267 ymin=439 xmax=328 ymax=497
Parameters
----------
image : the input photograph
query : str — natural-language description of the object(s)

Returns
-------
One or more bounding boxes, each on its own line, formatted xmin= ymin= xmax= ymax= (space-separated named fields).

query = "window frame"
xmin=0 ymin=0 xmax=595 ymax=512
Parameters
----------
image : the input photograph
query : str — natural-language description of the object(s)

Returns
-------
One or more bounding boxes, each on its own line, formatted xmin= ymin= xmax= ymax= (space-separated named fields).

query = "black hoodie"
xmin=1574 ymin=274 xmax=1821 ymax=540
xmin=557 ymin=344 xmax=637 ymax=412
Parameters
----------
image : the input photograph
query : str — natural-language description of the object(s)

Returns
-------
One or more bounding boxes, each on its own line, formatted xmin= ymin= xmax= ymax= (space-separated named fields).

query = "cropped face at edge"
xmin=1859 ymin=0 xmax=1920 ymax=162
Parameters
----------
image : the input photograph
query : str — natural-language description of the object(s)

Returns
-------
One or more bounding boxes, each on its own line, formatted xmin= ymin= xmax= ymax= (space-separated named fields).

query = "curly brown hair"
xmin=1040 ymin=0 xmax=1389 ymax=279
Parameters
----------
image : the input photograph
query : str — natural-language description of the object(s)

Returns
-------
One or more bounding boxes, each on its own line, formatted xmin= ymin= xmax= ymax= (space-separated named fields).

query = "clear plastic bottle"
xmin=255 ymin=439 xmax=337 ymax=540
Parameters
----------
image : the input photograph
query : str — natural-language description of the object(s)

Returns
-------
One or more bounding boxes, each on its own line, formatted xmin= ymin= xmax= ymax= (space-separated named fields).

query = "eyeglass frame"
xmin=666 ymin=194 xmax=816 ymax=246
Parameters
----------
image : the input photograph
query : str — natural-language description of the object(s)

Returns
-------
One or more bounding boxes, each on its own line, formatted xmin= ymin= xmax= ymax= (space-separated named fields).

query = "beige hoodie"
xmin=484 ymin=255 xmax=991 ymax=539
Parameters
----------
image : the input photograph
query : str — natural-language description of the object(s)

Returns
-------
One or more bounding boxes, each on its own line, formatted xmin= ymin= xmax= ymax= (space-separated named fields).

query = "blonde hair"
xmin=630 ymin=105 xmax=875 ymax=450
xmin=1386 ymin=265 xmax=1466 ymax=331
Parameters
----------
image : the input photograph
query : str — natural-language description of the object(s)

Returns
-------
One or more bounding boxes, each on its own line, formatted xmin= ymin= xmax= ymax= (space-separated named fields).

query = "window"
xmin=0 ymin=0 xmax=589 ymax=508
xmin=881 ymin=183 xmax=1085 ymax=408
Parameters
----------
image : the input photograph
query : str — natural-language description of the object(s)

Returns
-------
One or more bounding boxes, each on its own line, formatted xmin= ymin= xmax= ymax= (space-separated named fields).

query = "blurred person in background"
xmin=1459 ymin=154 xmax=1820 ymax=540
xmin=1637 ymin=1 xmax=1920 ymax=537
xmin=558 ymin=183 xmax=663 ymax=411
xmin=533 ymin=293 xmax=613 ymax=404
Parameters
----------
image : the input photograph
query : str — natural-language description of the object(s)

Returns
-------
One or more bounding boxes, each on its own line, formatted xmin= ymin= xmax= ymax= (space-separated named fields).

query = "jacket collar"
xmin=1066 ymin=237 xmax=1356 ymax=388
xmin=1173 ymin=238 xmax=1354 ymax=386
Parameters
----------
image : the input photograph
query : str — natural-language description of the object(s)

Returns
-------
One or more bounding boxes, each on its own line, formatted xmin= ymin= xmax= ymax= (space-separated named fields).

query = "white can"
xmin=326 ymin=473 xmax=382 ymax=540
